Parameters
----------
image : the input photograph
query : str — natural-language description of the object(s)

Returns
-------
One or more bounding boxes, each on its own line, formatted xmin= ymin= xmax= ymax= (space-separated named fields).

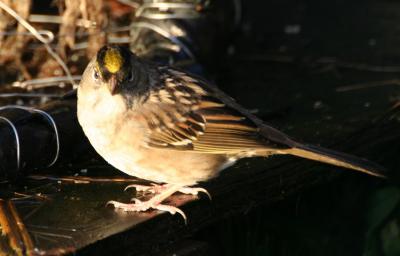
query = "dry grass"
xmin=0 ymin=0 xmax=117 ymax=87
xmin=0 ymin=0 xmax=32 ymax=78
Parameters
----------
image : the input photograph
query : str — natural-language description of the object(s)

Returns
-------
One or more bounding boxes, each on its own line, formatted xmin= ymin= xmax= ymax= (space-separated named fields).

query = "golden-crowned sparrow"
xmin=77 ymin=45 xmax=384 ymax=221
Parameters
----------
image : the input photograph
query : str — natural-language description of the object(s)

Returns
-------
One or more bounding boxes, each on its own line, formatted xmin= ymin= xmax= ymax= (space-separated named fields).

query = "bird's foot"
xmin=125 ymin=184 xmax=211 ymax=199
xmin=108 ymin=184 xmax=211 ymax=223
xmin=107 ymin=198 xmax=187 ymax=222
xmin=124 ymin=183 xmax=164 ymax=194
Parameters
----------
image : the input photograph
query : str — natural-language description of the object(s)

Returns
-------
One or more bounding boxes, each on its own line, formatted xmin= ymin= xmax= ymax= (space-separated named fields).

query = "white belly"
xmin=78 ymin=87 xmax=143 ymax=172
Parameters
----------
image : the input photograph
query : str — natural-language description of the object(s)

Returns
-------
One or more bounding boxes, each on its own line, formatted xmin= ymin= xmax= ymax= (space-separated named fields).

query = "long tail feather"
xmin=284 ymin=144 xmax=385 ymax=178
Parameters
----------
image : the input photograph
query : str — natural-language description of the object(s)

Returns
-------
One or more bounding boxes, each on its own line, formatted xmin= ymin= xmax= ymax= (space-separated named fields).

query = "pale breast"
xmin=78 ymin=87 xmax=128 ymax=146
xmin=77 ymin=87 xmax=233 ymax=185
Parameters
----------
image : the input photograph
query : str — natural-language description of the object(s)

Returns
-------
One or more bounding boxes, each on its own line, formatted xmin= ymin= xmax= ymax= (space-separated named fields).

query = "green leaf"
xmin=366 ymin=187 xmax=400 ymax=234
xmin=382 ymin=220 xmax=400 ymax=256
xmin=364 ymin=187 xmax=400 ymax=256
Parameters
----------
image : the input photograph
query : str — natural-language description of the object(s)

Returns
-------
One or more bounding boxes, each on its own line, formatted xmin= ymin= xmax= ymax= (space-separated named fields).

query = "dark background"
xmin=192 ymin=0 xmax=400 ymax=255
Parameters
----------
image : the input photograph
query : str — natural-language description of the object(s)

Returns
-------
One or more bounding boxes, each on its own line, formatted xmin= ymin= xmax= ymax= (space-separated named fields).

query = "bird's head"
xmin=79 ymin=45 xmax=153 ymax=98
xmin=95 ymin=45 xmax=134 ymax=95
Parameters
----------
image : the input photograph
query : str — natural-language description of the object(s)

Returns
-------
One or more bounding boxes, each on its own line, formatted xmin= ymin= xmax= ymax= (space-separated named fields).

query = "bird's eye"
xmin=127 ymin=70 xmax=134 ymax=82
xmin=93 ymin=70 xmax=100 ymax=81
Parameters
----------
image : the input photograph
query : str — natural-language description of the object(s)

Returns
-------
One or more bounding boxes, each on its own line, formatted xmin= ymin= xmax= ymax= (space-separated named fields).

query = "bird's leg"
xmin=107 ymin=184 xmax=188 ymax=222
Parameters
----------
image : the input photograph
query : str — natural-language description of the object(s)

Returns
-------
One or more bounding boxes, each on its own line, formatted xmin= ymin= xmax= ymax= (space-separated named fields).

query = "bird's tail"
xmin=282 ymin=144 xmax=385 ymax=178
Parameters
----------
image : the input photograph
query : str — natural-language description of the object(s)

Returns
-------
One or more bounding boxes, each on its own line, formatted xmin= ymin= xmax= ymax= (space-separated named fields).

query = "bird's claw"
xmin=124 ymin=183 xmax=163 ymax=193
xmin=106 ymin=199 xmax=187 ymax=223
xmin=178 ymin=187 xmax=212 ymax=200
xmin=124 ymin=184 xmax=211 ymax=200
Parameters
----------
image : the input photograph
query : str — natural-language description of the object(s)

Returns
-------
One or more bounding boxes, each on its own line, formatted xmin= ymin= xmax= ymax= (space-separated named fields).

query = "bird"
xmin=77 ymin=45 xmax=384 ymax=222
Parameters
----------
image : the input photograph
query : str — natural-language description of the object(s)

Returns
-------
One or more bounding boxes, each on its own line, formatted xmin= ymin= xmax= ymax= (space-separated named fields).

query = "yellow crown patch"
xmin=104 ymin=48 xmax=123 ymax=73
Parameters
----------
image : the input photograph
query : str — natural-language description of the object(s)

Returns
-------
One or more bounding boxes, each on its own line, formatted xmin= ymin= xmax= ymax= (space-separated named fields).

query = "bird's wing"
xmin=140 ymin=68 xmax=291 ymax=154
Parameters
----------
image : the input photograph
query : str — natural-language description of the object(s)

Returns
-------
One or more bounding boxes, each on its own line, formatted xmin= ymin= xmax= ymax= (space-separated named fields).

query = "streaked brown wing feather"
xmin=141 ymin=68 xmax=288 ymax=153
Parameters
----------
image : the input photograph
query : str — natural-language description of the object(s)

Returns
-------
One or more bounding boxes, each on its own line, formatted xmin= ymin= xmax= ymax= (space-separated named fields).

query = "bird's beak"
xmin=108 ymin=75 xmax=118 ymax=95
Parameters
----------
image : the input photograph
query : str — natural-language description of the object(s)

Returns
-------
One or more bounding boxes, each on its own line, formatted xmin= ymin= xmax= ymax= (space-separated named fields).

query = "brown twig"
xmin=85 ymin=0 xmax=108 ymax=58
xmin=13 ymin=192 xmax=50 ymax=201
xmin=336 ymin=79 xmax=400 ymax=92
xmin=236 ymin=54 xmax=400 ymax=73
xmin=28 ymin=175 xmax=141 ymax=184
xmin=0 ymin=199 xmax=24 ymax=255
xmin=7 ymin=200 xmax=35 ymax=255
xmin=12 ymin=75 xmax=81 ymax=90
